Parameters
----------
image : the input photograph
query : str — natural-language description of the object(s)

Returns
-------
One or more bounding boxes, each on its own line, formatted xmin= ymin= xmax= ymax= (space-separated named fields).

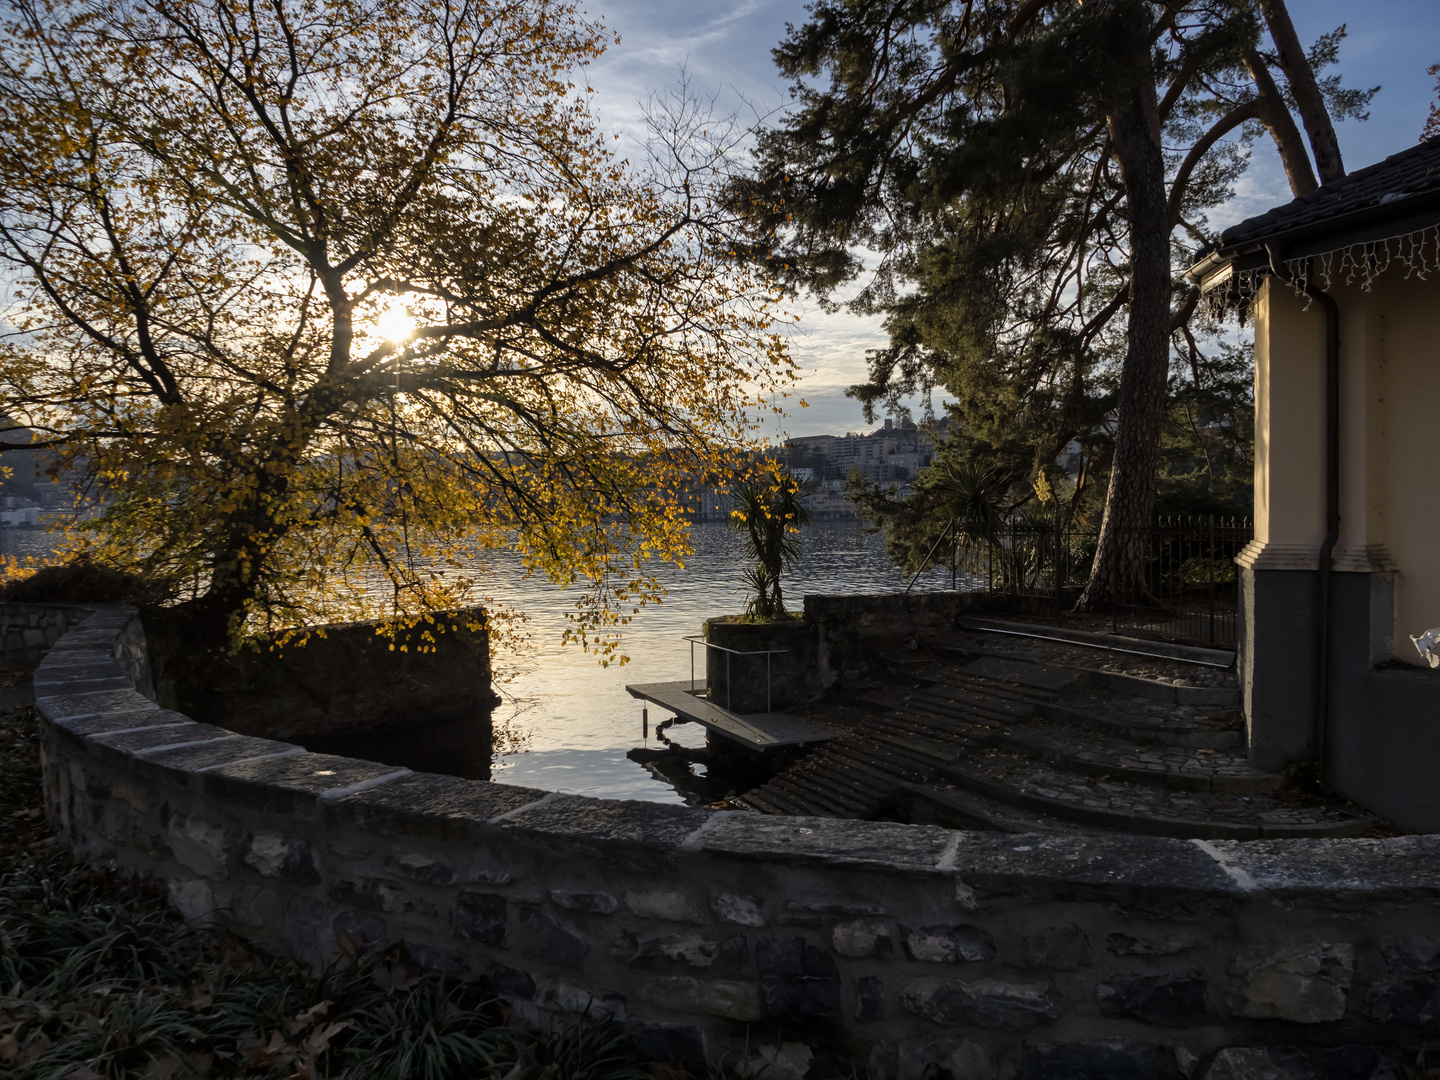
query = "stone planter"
xmin=704 ymin=616 xmax=821 ymax=713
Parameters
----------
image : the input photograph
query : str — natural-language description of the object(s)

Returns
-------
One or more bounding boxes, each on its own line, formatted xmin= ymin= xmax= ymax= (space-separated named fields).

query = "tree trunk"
xmin=1257 ymin=0 xmax=1345 ymax=183
xmin=1242 ymin=48 xmax=1319 ymax=197
xmin=1077 ymin=42 xmax=1171 ymax=614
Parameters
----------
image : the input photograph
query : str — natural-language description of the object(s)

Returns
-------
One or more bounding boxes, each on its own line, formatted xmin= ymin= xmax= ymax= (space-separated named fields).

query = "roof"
xmin=1188 ymin=138 xmax=1440 ymax=293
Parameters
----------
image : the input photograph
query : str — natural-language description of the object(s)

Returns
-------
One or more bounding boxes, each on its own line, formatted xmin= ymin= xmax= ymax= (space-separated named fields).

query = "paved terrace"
xmin=739 ymin=620 xmax=1381 ymax=840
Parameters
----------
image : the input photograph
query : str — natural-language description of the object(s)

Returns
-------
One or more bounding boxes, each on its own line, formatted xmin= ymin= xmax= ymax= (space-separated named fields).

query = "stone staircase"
xmin=737 ymin=623 xmax=1379 ymax=839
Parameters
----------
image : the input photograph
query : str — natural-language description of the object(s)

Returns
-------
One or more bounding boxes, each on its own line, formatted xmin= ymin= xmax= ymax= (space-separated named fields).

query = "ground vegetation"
xmin=0 ymin=0 xmax=793 ymax=663
xmin=0 ymin=699 xmax=699 ymax=1080
xmin=739 ymin=0 xmax=1370 ymax=604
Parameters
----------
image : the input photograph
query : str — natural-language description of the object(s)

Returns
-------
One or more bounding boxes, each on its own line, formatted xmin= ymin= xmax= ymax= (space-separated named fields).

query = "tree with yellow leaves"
xmin=0 ymin=0 xmax=794 ymax=660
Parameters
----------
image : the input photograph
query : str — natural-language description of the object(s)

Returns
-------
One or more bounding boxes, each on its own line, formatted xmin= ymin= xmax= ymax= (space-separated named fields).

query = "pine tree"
xmin=739 ymin=0 xmax=1373 ymax=608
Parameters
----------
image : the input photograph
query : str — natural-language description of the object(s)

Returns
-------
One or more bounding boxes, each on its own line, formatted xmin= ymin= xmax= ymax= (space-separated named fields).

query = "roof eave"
xmin=1186 ymin=188 xmax=1440 ymax=293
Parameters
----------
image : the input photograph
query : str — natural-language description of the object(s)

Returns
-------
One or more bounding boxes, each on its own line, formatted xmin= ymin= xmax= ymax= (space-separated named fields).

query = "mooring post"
xmin=642 ymin=706 xmax=648 ymax=739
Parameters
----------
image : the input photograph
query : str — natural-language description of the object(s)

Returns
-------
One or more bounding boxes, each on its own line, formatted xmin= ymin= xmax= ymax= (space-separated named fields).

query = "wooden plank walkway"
xmin=625 ymin=680 xmax=836 ymax=752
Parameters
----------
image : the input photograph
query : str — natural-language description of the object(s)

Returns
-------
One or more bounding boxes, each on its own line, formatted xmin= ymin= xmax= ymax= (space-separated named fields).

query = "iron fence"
xmin=922 ymin=514 xmax=1252 ymax=648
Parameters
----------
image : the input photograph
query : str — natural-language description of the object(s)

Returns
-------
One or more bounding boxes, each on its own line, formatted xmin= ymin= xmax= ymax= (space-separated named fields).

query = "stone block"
xmin=637 ymin=976 xmax=763 ymax=1022
xmin=899 ymin=977 xmax=1060 ymax=1030
xmin=832 ymin=919 xmax=894 ymax=959
xmin=454 ymin=891 xmax=507 ymax=946
xmin=1379 ymin=937 xmax=1440 ymax=973
xmin=38 ymin=688 xmax=158 ymax=724
xmin=1203 ymin=1047 xmax=1318 ymax=1080
xmin=1022 ymin=926 xmax=1091 ymax=970
xmin=1106 ymin=930 xmax=1201 ymax=956
xmin=787 ymin=899 xmax=886 ymax=916
xmin=233 ymin=885 xmax=284 ymax=928
xmin=1017 ymin=1043 xmax=1159 ymax=1080
xmin=550 ymin=889 xmax=617 ymax=914
xmin=327 ymin=878 xmax=404 ymax=913
xmin=1231 ymin=942 xmax=1354 ymax=1023
xmin=720 ymin=934 xmax=748 ymax=962
xmin=613 ymin=931 xmax=718 ymax=968
xmin=898 ymin=1038 xmax=994 ymax=1080
xmin=629 ymin=1022 xmax=706 ymax=1077
xmin=713 ymin=892 xmax=766 ymax=927
xmin=756 ymin=937 xmax=843 ymax=1025
xmin=500 ymin=793 xmax=709 ymax=848
xmin=1097 ymin=974 xmax=1209 ymax=1023
xmin=534 ymin=976 xmax=626 ymax=1021
xmin=392 ymin=854 xmax=457 ymax=885
xmin=244 ymin=834 xmax=320 ymax=884
xmin=334 ymin=909 xmax=389 ymax=952
xmin=699 ymin=814 xmax=954 ymax=873
xmin=168 ymin=817 xmax=229 ymax=880
xmin=624 ymin=889 xmax=702 ymax=924
xmin=203 ymin=753 xmax=408 ymax=817
xmin=900 ymin=923 xmax=995 ymax=963
xmin=517 ymin=907 xmax=587 ymax=968
xmin=1364 ymin=977 xmax=1440 ymax=1033
xmin=286 ymin=896 xmax=335 ymax=970
xmin=406 ymin=943 xmax=469 ymax=975
xmin=1322 ymin=1046 xmax=1401 ymax=1080
xmin=954 ymin=832 xmax=1241 ymax=905
xmin=167 ymin=877 xmax=215 ymax=923
xmin=51 ymin=707 xmax=186 ymax=738
xmin=1201 ymin=836 xmax=1440 ymax=901
xmin=855 ymin=975 xmax=885 ymax=1022
xmin=490 ymin=964 xmax=535 ymax=1000
xmin=327 ymin=773 xmax=544 ymax=841
xmin=732 ymin=1041 xmax=815 ymax=1080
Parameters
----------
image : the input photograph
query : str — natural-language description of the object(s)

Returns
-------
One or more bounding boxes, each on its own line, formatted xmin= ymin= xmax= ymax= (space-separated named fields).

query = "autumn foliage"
xmin=0 ymin=0 xmax=794 ymax=654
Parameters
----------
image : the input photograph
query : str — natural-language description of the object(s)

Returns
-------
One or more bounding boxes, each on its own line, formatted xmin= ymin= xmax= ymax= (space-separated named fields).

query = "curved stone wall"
xmin=34 ymin=607 xmax=1440 ymax=1078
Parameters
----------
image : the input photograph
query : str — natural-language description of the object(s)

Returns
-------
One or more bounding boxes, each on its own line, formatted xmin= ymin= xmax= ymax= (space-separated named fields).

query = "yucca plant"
xmin=730 ymin=474 xmax=810 ymax=620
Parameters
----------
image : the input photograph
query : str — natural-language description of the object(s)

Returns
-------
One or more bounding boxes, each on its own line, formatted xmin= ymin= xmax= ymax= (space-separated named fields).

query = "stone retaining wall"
xmin=705 ymin=593 xmax=971 ymax=713
xmin=35 ymin=607 xmax=1440 ymax=1078
xmin=155 ymin=610 xmax=498 ymax=743
xmin=1 ymin=601 xmax=95 ymax=666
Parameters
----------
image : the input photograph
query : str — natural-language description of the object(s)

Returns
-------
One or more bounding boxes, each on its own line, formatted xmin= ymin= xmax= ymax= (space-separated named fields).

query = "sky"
xmin=577 ymin=0 xmax=1440 ymax=440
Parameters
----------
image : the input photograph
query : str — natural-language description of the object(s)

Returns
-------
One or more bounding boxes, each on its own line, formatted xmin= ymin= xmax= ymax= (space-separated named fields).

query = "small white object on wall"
xmin=1413 ymin=627 xmax=1440 ymax=669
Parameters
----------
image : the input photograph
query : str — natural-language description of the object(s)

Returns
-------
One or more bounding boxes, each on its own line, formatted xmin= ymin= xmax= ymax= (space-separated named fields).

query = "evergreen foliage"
xmin=739 ymin=0 xmax=1370 ymax=597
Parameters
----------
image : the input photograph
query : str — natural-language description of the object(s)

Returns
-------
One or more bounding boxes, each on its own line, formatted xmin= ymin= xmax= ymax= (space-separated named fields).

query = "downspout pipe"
xmin=1266 ymin=246 xmax=1340 ymax=783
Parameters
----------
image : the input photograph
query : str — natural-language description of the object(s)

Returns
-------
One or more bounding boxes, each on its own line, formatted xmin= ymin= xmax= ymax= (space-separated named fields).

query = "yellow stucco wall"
xmin=1253 ymin=259 xmax=1440 ymax=664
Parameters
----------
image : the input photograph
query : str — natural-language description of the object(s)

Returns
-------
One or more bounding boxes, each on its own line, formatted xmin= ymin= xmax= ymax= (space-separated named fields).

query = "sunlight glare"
xmin=375 ymin=302 xmax=416 ymax=343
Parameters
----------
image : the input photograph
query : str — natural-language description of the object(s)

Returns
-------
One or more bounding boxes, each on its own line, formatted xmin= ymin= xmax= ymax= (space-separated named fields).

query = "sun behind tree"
xmin=0 ymin=0 xmax=794 ymax=661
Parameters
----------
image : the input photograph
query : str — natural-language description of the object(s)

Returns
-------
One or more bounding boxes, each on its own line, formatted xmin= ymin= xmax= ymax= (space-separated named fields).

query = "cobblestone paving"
xmin=741 ymin=629 xmax=1383 ymax=837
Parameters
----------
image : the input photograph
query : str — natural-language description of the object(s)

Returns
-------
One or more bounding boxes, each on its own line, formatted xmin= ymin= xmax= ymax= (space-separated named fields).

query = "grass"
xmin=0 ymin=699 xmax=674 ymax=1080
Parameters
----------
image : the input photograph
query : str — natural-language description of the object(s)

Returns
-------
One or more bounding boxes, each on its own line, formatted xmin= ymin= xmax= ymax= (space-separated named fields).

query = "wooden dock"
xmin=624 ymin=680 xmax=836 ymax=752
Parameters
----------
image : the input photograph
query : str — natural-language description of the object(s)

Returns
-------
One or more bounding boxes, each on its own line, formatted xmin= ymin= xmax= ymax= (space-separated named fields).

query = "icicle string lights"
xmin=1203 ymin=223 xmax=1440 ymax=319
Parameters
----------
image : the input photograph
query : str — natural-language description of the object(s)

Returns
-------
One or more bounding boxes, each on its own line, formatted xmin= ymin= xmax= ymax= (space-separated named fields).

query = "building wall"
xmin=1240 ymin=261 xmax=1440 ymax=824
xmin=1248 ymin=268 xmax=1440 ymax=663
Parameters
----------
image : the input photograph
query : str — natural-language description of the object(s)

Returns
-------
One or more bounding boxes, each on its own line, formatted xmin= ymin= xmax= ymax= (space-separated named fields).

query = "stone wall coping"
xmin=32 ymin=605 xmax=1440 ymax=905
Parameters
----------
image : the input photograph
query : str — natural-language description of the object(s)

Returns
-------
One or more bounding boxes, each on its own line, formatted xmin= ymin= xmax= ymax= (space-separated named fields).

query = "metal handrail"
xmin=682 ymin=635 xmax=789 ymax=714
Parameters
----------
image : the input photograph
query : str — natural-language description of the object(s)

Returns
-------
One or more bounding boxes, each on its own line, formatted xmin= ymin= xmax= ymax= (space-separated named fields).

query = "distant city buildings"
xmin=0 ymin=422 xmax=72 ymax=528
xmin=682 ymin=418 xmax=945 ymax=523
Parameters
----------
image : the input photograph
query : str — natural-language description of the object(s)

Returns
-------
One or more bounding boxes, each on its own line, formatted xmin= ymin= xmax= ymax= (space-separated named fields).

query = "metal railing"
xmin=926 ymin=514 xmax=1252 ymax=648
xmin=683 ymin=636 xmax=788 ymax=714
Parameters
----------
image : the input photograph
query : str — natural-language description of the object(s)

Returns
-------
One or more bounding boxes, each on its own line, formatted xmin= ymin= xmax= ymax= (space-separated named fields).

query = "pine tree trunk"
xmin=1257 ymin=0 xmax=1346 ymax=183
xmin=1077 ymin=48 xmax=1171 ymax=614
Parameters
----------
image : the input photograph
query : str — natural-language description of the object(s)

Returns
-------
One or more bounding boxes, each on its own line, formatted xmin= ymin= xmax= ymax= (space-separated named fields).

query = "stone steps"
xmin=897 ymin=780 xmax=1094 ymax=835
xmin=936 ymin=751 xmax=1375 ymax=840
xmin=737 ymin=626 xmax=1380 ymax=838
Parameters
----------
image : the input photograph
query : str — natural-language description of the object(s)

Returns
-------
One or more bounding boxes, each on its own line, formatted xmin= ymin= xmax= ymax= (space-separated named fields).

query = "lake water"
xmin=1 ymin=520 xmax=953 ymax=801
xmin=478 ymin=520 xmax=955 ymax=802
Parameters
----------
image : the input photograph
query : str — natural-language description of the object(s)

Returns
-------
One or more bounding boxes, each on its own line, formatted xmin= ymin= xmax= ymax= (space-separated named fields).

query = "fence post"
xmin=1207 ymin=514 xmax=1217 ymax=646
xmin=1054 ymin=509 xmax=1063 ymax=627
